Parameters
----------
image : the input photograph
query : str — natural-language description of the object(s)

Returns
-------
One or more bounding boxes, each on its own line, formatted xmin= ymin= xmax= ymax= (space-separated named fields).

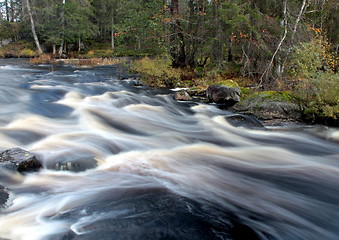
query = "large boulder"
xmin=0 ymin=148 xmax=42 ymax=173
xmin=206 ymin=84 xmax=241 ymax=107
xmin=233 ymin=91 xmax=302 ymax=122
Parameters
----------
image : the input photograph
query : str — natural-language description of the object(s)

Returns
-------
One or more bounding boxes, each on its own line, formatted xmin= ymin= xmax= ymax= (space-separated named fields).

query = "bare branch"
xmin=257 ymin=0 xmax=288 ymax=87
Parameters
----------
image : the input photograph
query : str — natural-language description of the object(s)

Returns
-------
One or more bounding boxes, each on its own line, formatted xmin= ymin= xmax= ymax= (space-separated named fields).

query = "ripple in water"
xmin=0 ymin=59 xmax=338 ymax=240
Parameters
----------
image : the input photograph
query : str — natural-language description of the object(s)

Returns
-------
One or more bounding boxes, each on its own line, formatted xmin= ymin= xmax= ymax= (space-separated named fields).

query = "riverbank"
xmin=0 ymin=59 xmax=338 ymax=240
xmin=191 ymin=88 xmax=338 ymax=127
xmin=130 ymin=57 xmax=338 ymax=127
xmin=1 ymin=51 xmax=337 ymax=127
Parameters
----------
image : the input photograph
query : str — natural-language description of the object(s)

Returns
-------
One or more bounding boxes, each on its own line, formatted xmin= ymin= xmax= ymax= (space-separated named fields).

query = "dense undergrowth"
xmin=130 ymin=42 xmax=338 ymax=125
xmin=0 ymin=41 xmax=37 ymax=58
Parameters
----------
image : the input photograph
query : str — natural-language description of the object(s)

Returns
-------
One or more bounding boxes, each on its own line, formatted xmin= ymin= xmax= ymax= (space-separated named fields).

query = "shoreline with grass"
xmin=1 ymin=43 xmax=337 ymax=127
xmin=130 ymin=56 xmax=338 ymax=127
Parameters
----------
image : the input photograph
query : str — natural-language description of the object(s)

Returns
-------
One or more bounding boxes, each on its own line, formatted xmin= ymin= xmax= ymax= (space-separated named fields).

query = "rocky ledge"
xmin=231 ymin=91 xmax=303 ymax=124
xmin=173 ymin=86 xmax=303 ymax=126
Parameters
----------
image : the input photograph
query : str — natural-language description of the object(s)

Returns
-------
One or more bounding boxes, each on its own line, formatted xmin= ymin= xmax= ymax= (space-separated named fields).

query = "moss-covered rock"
xmin=216 ymin=79 xmax=239 ymax=88
xmin=233 ymin=91 xmax=302 ymax=121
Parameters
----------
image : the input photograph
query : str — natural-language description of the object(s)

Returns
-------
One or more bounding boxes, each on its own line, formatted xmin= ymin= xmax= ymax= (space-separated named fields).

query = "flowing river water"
xmin=0 ymin=59 xmax=338 ymax=240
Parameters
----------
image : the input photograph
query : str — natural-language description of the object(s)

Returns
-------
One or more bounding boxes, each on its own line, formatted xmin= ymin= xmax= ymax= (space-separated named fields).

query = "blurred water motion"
xmin=0 ymin=59 xmax=338 ymax=240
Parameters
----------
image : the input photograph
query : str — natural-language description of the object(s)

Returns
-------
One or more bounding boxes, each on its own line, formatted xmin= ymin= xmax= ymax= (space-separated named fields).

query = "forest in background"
xmin=0 ymin=0 xmax=338 ymax=122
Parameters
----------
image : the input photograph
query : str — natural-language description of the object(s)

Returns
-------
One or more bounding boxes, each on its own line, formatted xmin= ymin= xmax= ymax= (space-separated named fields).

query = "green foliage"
xmin=252 ymin=91 xmax=296 ymax=102
xmin=64 ymin=0 xmax=98 ymax=45
xmin=288 ymin=36 xmax=339 ymax=121
xmin=296 ymin=72 xmax=339 ymax=120
xmin=130 ymin=57 xmax=181 ymax=88
xmin=19 ymin=49 xmax=37 ymax=57
xmin=239 ymin=87 xmax=254 ymax=99
xmin=0 ymin=41 xmax=35 ymax=57
xmin=34 ymin=0 xmax=63 ymax=46
xmin=216 ymin=80 xmax=239 ymax=88
xmin=116 ymin=0 xmax=163 ymax=47
xmin=0 ymin=20 xmax=21 ymax=40
xmin=0 ymin=0 xmax=338 ymax=96
xmin=289 ymin=37 xmax=337 ymax=78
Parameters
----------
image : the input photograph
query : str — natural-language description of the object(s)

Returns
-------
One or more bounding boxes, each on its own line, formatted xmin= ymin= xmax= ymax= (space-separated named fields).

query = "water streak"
xmin=0 ymin=59 xmax=338 ymax=240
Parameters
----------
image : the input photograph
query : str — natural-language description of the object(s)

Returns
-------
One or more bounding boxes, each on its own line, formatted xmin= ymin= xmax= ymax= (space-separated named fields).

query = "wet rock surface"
xmin=225 ymin=114 xmax=266 ymax=129
xmin=0 ymin=148 xmax=42 ymax=173
xmin=232 ymin=93 xmax=302 ymax=122
xmin=46 ymin=153 xmax=98 ymax=173
xmin=173 ymin=90 xmax=193 ymax=101
xmin=0 ymin=185 xmax=9 ymax=210
xmin=47 ymin=190 xmax=266 ymax=240
xmin=206 ymin=84 xmax=241 ymax=107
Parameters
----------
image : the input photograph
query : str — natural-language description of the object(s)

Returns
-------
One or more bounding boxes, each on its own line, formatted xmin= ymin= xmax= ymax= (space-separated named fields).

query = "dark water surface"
xmin=0 ymin=59 xmax=338 ymax=240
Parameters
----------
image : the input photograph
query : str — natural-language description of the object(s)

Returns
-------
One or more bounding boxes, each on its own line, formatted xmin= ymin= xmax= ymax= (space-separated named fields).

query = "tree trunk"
xmin=5 ymin=0 xmax=10 ymax=22
xmin=169 ymin=0 xmax=186 ymax=68
xmin=291 ymin=0 xmax=308 ymax=43
xmin=52 ymin=44 xmax=56 ymax=55
xmin=24 ymin=0 xmax=43 ymax=55
xmin=111 ymin=15 xmax=115 ymax=50
xmin=137 ymin=38 xmax=141 ymax=50
xmin=59 ymin=0 xmax=66 ymax=56
xmin=258 ymin=0 xmax=288 ymax=86
xmin=78 ymin=37 xmax=81 ymax=52
xmin=211 ymin=1 xmax=223 ymax=64
xmin=10 ymin=0 xmax=14 ymax=22
xmin=186 ymin=0 xmax=197 ymax=67
xmin=281 ymin=0 xmax=308 ymax=74
xmin=58 ymin=40 xmax=64 ymax=56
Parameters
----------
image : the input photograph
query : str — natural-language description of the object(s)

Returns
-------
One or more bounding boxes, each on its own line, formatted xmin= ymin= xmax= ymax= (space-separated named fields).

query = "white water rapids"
xmin=0 ymin=59 xmax=338 ymax=240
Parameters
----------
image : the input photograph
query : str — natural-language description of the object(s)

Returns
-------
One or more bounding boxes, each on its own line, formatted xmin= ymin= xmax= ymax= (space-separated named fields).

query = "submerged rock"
xmin=230 ymin=223 xmax=261 ymax=240
xmin=47 ymin=153 xmax=98 ymax=173
xmin=0 ymin=148 xmax=42 ymax=173
xmin=225 ymin=114 xmax=265 ymax=129
xmin=206 ymin=84 xmax=241 ymax=107
xmin=0 ymin=185 xmax=9 ymax=210
xmin=50 ymin=190 xmax=234 ymax=240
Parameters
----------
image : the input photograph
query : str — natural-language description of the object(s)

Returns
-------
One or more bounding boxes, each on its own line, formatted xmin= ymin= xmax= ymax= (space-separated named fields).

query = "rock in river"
xmin=0 ymin=147 xmax=42 ymax=173
xmin=174 ymin=90 xmax=192 ymax=101
xmin=0 ymin=185 xmax=9 ymax=210
xmin=225 ymin=114 xmax=265 ymax=129
xmin=233 ymin=91 xmax=302 ymax=122
xmin=206 ymin=84 xmax=241 ymax=107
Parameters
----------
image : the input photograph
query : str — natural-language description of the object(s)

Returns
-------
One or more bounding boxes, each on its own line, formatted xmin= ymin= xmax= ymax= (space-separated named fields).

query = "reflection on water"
xmin=0 ymin=59 xmax=338 ymax=240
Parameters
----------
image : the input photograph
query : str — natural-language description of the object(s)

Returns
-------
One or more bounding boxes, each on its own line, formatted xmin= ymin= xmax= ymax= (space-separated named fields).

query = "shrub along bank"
xmin=129 ymin=55 xmax=338 ymax=126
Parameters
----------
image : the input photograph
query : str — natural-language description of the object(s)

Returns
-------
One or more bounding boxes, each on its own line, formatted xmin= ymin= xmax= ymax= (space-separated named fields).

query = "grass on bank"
xmin=130 ymin=57 xmax=182 ymax=88
xmin=1 ymin=40 xmax=337 ymax=123
xmin=130 ymin=56 xmax=250 ymax=89
xmin=129 ymin=55 xmax=338 ymax=124
xmin=30 ymin=55 xmax=127 ymax=66
xmin=0 ymin=41 xmax=37 ymax=58
xmin=287 ymin=36 xmax=339 ymax=122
